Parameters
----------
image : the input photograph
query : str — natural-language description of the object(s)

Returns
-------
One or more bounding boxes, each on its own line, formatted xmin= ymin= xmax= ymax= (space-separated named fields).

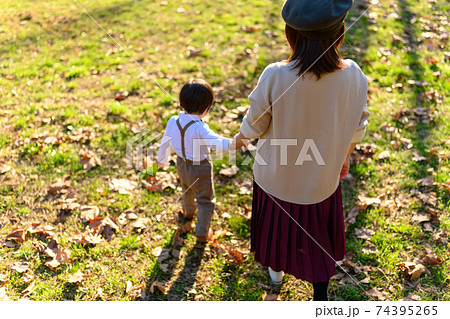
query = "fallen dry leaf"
xmin=115 ymin=91 xmax=129 ymax=101
xmin=150 ymin=280 xmax=168 ymax=294
xmin=377 ymin=150 xmax=390 ymax=161
xmin=419 ymin=176 xmax=434 ymax=186
xmin=131 ymin=217 xmax=150 ymax=231
xmin=172 ymin=229 xmax=183 ymax=247
xmin=435 ymin=180 xmax=450 ymax=190
xmin=210 ymin=229 xmax=228 ymax=241
xmin=157 ymin=249 xmax=171 ymax=263
xmin=45 ymin=259 xmax=61 ymax=270
xmin=400 ymin=294 xmax=421 ymax=301
xmin=67 ymin=127 xmax=94 ymax=143
xmin=354 ymin=228 xmax=375 ymax=240
xmin=126 ymin=281 xmax=144 ymax=298
xmin=409 ymin=264 xmax=428 ymax=280
xmin=226 ymin=249 xmax=245 ymax=265
xmin=365 ymin=287 xmax=388 ymax=300
xmin=357 ymin=195 xmax=381 ymax=210
xmin=237 ymin=179 xmax=253 ymax=195
xmin=88 ymin=216 xmax=119 ymax=241
xmin=70 ymin=231 xmax=103 ymax=245
xmin=2 ymin=240 xmax=18 ymax=248
xmin=219 ymin=165 xmax=239 ymax=177
xmin=21 ymin=273 xmax=35 ymax=284
xmin=27 ymin=223 xmax=56 ymax=238
xmin=151 ymin=247 xmax=162 ymax=257
xmin=79 ymin=148 xmax=102 ymax=171
xmin=142 ymin=172 xmax=177 ymax=193
xmin=160 ymin=264 xmax=169 ymax=273
xmin=241 ymin=25 xmax=259 ymax=33
xmin=360 ymin=274 xmax=371 ymax=284
xmin=0 ymin=161 xmax=12 ymax=175
xmin=423 ymin=222 xmax=433 ymax=232
xmin=110 ymin=178 xmax=137 ymax=195
xmin=416 ymin=191 xmax=438 ymax=207
xmin=45 ymin=247 xmax=71 ymax=270
xmin=0 ymin=274 xmax=8 ymax=283
xmin=118 ymin=206 xmax=139 ymax=224
xmin=0 ymin=286 xmax=10 ymax=301
xmin=6 ymin=228 xmax=27 ymax=243
xmin=345 ymin=206 xmax=361 ymax=225
xmin=262 ymin=292 xmax=280 ymax=301
xmin=0 ymin=217 xmax=8 ymax=229
xmin=397 ymin=261 xmax=430 ymax=280
xmin=47 ymin=177 xmax=71 ymax=195
xmin=21 ymin=280 xmax=35 ymax=296
xmin=412 ymin=211 xmax=431 ymax=223
xmin=433 ymin=229 xmax=448 ymax=245
xmin=362 ymin=246 xmax=378 ymax=254
xmin=419 ymin=253 xmax=442 ymax=266
xmin=171 ymin=249 xmax=181 ymax=259
xmin=12 ymin=261 xmax=31 ymax=273
xmin=67 ymin=271 xmax=87 ymax=286
xmin=79 ymin=206 xmax=100 ymax=222
xmin=179 ymin=221 xmax=195 ymax=233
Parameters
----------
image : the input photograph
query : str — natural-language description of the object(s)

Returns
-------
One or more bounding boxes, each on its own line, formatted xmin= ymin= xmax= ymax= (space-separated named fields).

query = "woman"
xmin=231 ymin=0 xmax=369 ymax=300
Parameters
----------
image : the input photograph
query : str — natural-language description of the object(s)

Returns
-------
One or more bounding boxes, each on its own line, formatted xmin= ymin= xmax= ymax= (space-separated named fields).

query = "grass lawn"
xmin=0 ymin=0 xmax=449 ymax=301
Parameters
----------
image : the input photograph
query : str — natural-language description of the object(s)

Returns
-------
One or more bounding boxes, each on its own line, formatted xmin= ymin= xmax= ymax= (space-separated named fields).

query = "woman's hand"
xmin=339 ymin=158 xmax=350 ymax=180
xmin=230 ymin=132 xmax=249 ymax=151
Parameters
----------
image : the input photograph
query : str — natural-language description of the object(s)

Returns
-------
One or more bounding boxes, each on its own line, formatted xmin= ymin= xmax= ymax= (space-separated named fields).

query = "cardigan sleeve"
xmin=351 ymin=103 xmax=370 ymax=143
xmin=351 ymin=78 xmax=370 ymax=143
xmin=240 ymin=67 xmax=274 ymax=139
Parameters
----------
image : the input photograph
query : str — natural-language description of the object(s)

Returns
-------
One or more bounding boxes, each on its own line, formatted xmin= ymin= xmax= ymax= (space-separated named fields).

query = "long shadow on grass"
xmin=140 ymin=240 xmax=205 ymax=301
xmin=164 ymin=245 xmax=205 ymax=301
xmin=396 ymin=0 xmax=448 ymax=298
xmin=396 ymin=0 xmax=435 ymax=176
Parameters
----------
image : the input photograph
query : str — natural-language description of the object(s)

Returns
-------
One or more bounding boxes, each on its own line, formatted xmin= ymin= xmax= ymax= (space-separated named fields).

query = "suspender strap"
xmin=176 ymin=118 xmax=201 ymax=159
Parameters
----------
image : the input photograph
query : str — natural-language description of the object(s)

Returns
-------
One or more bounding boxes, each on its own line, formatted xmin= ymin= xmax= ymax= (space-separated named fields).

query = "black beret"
xmin=282 ymin=0 xmax=354 ymax=40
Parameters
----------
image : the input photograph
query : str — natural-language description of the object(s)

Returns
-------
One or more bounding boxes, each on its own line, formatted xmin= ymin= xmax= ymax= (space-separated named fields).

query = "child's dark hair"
xmin=179 ymin=79 xmax=214 ymax=114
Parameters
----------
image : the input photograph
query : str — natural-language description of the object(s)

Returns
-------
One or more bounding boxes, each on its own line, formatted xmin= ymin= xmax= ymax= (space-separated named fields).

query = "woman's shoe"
xmin=268 ymin=267 xmax=284 ymax=286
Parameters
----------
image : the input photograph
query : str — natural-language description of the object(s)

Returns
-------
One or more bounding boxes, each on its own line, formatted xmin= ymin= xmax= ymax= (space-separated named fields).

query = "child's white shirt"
xmin=157 ymin=113 xmax=232 ymax=164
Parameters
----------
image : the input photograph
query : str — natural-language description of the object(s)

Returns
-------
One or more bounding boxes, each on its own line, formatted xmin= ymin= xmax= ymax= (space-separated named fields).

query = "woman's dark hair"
xmin=179 ymin=79 xmax=214 ymax=114
xmin=285 ymin=23 xmax=345 ymax=80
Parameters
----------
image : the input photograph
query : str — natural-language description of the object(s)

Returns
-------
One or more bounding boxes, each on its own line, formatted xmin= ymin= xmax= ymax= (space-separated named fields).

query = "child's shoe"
xmin=180 ymin=220 xmax=195 ymax=233
xmin=197 ymin=227 xmax=213 ymax=243
xmin=179 ymin=208 xmax=194 ymax=220
xmin=268 ymin=267 xmax=284 ymax=286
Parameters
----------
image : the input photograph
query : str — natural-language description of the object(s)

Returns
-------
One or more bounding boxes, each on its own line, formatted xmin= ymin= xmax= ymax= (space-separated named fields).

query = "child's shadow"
xmin=165 ymin=244 xmax=205 ymax=301
xmin=140 ymin=229 xmax=205 ymax=301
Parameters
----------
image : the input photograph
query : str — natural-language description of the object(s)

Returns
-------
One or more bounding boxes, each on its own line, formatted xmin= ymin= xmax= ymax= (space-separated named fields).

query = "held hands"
xmin=229 ymin=132 xmax=249 ymax=151
xmin=339 ymin=158 xmax=350 ymax=180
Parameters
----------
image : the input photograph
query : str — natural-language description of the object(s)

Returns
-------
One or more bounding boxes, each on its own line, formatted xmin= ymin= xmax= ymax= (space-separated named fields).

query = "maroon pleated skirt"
xmin=251 ymin=181 xmax=346 ymax=283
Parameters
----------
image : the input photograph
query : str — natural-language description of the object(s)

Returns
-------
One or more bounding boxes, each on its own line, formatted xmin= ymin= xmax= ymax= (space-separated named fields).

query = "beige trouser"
xmin=176 ymin=156 xmax=215 ymax=236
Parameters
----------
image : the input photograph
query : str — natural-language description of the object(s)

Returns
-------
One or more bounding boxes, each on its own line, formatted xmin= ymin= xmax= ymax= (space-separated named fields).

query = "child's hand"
xmin=231 ymin=132 xmax=249 ymax=150
xmin=157 ymin=161 xmax=169 ymax=170
xmin=339 ymin=158 xmax=350 ymax=180
xmin=229 ymin=138 xmax=237 ymax=151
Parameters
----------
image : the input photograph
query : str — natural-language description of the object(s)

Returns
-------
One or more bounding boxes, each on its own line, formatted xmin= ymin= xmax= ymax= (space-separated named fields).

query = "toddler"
xmin=157 ymin=79 xmax=233 ymax=242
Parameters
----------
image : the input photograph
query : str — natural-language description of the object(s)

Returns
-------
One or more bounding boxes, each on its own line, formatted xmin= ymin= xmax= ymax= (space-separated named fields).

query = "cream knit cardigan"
xmin=241 ymin=59 xmax=369 ymax=204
